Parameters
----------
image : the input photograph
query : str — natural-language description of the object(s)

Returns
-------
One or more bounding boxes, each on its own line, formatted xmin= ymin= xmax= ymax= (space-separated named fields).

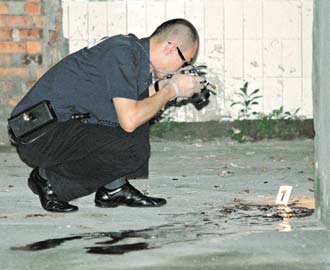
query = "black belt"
xmin=97 ymin=120 xmax=120 ymax=127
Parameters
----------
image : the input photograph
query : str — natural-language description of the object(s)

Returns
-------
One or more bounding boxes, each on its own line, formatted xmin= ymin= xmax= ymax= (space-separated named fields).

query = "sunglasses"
xmin=168 ymin=42 xmax=192 ymax=67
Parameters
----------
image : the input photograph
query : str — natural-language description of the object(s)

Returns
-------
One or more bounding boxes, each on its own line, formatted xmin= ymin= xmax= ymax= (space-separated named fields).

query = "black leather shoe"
xmin=28 ymin=168 xmax=78 ymax=213
xmin=95 ymin=182 xmax=167 ymax=208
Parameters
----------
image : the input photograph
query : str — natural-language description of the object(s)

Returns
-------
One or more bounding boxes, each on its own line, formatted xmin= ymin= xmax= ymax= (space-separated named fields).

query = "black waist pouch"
xmin=8 ymin=100 xmax=57 ymax=139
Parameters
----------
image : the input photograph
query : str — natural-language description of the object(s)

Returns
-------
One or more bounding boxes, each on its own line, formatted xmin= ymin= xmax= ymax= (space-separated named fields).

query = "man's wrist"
xmin=162 ymin=82 xmax=176 ymax=100
xmin=169 ymin=81 xmax=179 ymax=98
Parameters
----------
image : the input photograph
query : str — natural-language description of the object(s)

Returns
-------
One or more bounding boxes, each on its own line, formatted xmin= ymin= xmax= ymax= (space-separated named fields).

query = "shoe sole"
xmin=95 ymin=200 xmax=119 ymax=208
xmin=94 ymin=200 xmax=167 ymax=208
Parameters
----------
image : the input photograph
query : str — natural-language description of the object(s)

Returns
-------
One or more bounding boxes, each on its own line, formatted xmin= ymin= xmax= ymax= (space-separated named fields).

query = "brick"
xmin=27 ymin=41 xmax=42 ymax=54
xmin=55 ymin=23 xmax=61 ymax=35
xmin=0 ymin=54 xmax=12 ymax=66
xmin=48 ymin=30 xmax=55 ymax=45
xmin=8 ymin=95 xmax=23 ymax=107
xmin=0 ymin=3 xmax=9 ymax=14
xmin=11 ymin=54 xmax=23 ymax=65
xmin=0 ymin=29 xmax=13 ymax=40
xmin=24 ymin=3 xmax=41 ymax=15
xmin=55 ymin=5 xmax=62 ymax=22
xmin=36 ymin=67 xmax=43 ymax=79
xmin=19 ymin=28 xmax=42 ymax=40
xmin=8 ymin=2 xmax=25 ymax=15
xmin=25 ymin=80 xmax=37 ymax=89
xmin=8 ymin=96 xmax=17 ymax=107
xmin=0 ymin=81 xmax=15 ymax=93
xmin=32 ymin=16 xmax=43 ymax=28
xmin=0 ymin=42 xmax=26 ymax=53
xmin=0 ymin=15 xmax=32 ymax=27
xmin=0 ymin=67 xmax=29 ymax=78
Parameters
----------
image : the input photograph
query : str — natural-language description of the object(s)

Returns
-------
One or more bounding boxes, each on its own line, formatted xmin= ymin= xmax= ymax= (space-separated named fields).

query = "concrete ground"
xmin=0 ymin=138 xmax=329 ymax=270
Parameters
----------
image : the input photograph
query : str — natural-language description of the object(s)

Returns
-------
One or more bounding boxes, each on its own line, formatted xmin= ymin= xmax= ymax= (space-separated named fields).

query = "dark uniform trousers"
xmin=14 ymin=120 xmax=150 ymax=202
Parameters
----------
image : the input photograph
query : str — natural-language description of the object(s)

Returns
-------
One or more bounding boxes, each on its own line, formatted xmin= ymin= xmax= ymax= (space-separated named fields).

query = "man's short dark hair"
xmin=151 ymin=18 xmax=199 ymax=46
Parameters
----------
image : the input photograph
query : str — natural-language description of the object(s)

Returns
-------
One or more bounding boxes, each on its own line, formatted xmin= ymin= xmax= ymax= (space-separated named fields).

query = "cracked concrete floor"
xmin=0 ymin=138 xmax=329 ymax=270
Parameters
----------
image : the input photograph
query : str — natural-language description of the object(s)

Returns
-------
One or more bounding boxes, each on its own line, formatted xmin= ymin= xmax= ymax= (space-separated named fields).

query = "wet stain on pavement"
xmin=11 ymin=204 xmax=314 ymax=255
xmin=25 ymin=214 xmax=48 ymax=218
xmin=11 ymin=236 xmax=83 ymax=251
xmin=11 ymin=225 xmax=175 ymax=254
xmin=218 ymin=204 xmax=314 ymax=221
xmin=86 ymin=242 xmax=151 ymax=255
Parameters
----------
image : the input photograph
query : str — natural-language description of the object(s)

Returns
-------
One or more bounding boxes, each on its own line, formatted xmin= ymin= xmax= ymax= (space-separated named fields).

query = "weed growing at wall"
xmin=230 ymin=82 xmax=262 ymax=120
xmin=230 ymin=82 xmax=305 ymax=142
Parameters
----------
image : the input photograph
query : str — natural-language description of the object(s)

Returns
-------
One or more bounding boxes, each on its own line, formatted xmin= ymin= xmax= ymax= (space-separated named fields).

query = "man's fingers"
xmin=197 ymin=76 xmax=207 ymax=86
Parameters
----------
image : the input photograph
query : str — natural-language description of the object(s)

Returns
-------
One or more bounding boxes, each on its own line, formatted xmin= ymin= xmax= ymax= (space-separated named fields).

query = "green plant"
xmin=257 ymin=106 xmax=302 ymax=120
xmin=229 ymin=106 xmax=304 ymax=143
xmin=230 ymin=82 xmax=263 ymax=120
xmin=229 ymin=82 xmax=306 ymax=142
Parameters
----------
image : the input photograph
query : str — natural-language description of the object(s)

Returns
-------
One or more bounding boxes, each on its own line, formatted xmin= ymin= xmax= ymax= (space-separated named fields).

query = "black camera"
xmin=176 ymin=64 xmax=216 ymax=109
xmin=191 ymin=88 xmax=211 ymax=108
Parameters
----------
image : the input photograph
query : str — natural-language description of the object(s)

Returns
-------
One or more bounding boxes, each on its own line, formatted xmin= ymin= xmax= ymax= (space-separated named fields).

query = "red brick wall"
xmin=0 ymin=0 xmax=65 ymax=109
xmin=0 ymin=0 xmax=42 ymax=107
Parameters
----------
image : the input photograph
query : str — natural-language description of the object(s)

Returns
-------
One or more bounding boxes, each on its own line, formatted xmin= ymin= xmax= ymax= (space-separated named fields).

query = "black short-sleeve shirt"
xmin=11 ymin=34 xmax=151 ymax=125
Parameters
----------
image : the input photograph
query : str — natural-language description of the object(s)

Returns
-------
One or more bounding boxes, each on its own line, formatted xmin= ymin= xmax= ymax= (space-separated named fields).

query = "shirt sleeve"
xmin=101 ymin=46 xmax=139 ymax=100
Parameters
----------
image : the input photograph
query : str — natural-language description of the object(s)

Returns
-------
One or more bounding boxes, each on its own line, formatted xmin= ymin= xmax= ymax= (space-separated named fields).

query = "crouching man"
xmin=8 ymin=18 xmax=205 ymax=213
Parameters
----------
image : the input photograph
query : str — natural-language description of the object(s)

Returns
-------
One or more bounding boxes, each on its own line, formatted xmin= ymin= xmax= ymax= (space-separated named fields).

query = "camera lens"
xmin=191 ymin=89 xmax=210 ymax=105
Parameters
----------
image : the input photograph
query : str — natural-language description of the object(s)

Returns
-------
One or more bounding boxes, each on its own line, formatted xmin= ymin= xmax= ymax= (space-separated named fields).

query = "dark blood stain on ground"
xmin=10 ymin=226 xmax=169 ymax=255
xmin=11 ymin=204 xmax=314 ymax=255
xmin=218 ymin=205 xmax=314 ymax=221
xmin=25 ymin=214 xmax=47 ymax=218
xmin=11 ymin=236 xmax=83 ymax=251
xmin=86 ymin=242 xmax=151 ymax=255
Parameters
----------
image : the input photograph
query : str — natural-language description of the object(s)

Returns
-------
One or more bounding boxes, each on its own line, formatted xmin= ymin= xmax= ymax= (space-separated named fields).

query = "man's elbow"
xmin=119 ymin=119 xmax=137 ymax=133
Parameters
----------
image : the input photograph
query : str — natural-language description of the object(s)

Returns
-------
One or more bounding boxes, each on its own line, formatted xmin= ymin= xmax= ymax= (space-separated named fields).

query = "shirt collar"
xmin=127 ymin=34 xmax=152 ymax=87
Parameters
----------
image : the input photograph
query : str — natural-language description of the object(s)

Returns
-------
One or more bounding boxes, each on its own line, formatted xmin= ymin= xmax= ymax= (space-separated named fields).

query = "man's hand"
xmin=168 ymin=74 xmax=205 ymax=98
xmin=113 ymin=74 xmax=205 ymax=133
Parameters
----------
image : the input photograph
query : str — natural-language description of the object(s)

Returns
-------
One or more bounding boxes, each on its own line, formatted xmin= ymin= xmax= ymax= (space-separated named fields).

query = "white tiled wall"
xmin=62 ymin=0 xmax=314 ymax=120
